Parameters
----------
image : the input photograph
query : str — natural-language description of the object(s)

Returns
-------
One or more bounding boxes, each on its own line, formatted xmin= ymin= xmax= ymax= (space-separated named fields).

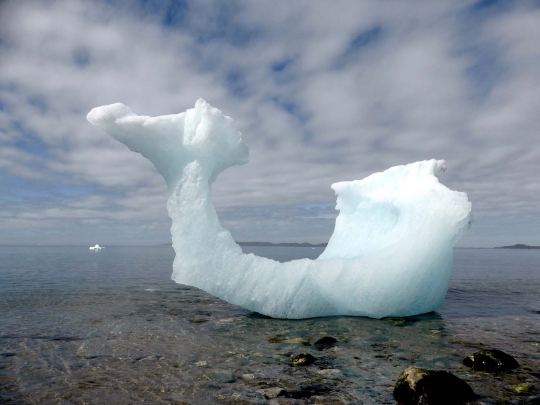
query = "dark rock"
xmin=210 ymin=370 xmax=236 ymax=383
xmin=371 ymin=342 xmax=398 ymax=351
xmin=188 ymin=316 xmax=209 ymax=324
xmin=393 ymin=367 xmax=476 ymax=405
xmin=314 ymin=336 xmax=338 ymax=350
xmin=282 ymin=383 xmax=332 ymax=398
xmin=247 ymin=312 xmax=273 ymax=319
xmin=385 ymin=317 xmax=421 ymax=327
xmin=463 ymin=349 xmax=519 ymax=372
xmin=290 ymin=352 xmax=316 ymax=366
xmin=268 ymin=335 xmax=283 ymax=343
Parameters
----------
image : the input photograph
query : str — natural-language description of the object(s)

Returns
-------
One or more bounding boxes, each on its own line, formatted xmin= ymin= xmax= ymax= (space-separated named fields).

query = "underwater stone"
xmin=282 ymin=383 xmax=333 ymax=399
xmin=290 ymin=352 xmax=316 ymax=366
xmin=314 ymin=336 xmax=338 ymax=350
xmin=256 ymin=387 xmax=284 ymax=399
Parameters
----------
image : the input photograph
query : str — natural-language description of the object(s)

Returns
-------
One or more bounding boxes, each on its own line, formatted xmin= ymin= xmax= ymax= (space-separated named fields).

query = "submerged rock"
xmin=509 ymin=383 xmax=535 ymax=395
xmin=314 ymin=336 xmax=338 ymax=350
xmin=290 ymin=352 xmax=316 ymax=366
xmin=463 ymin=349 xmax=519 ymax=372
xmin=282 ymin=383 xmax=332 ymax=399
xmin=210 ymin=370 xmax=236 ymax=383
xmin=268 ymin=335 xmax=283 ymax=343
xmin=256 ymin=387 xmax=283 ymax=399
xmin=393 ymin=367 xmax=476 ymax=405
xmin=316 ymin=369 xmax=342 ymax=379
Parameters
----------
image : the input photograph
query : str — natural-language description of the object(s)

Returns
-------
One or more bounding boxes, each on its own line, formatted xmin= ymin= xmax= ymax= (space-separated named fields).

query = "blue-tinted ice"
xmin=87 ymin=99 xmax=471 ymax=319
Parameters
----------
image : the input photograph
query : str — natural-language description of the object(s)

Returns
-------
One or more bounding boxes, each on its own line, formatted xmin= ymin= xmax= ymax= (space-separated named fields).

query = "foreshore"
xmin=1 ymin=283 xmax=538 ymax=404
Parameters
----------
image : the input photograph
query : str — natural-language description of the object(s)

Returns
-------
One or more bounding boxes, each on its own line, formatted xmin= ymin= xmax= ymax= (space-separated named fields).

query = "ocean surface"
xmin=1 ymin=246 xmax=539 ymax=404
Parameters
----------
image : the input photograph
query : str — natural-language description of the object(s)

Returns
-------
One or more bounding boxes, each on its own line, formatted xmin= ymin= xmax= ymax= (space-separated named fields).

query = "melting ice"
xmin=87 ymin=99 xmax=472 ymax=319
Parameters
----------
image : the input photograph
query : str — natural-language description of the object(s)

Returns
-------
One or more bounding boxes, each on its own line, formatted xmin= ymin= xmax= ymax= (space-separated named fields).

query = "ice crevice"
xmin=87 ymin=99 xmax=472 ymax=319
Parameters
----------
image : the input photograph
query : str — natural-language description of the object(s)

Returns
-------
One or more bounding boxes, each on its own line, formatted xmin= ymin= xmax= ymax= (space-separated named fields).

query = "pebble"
xmin=256 ymin=387 xmax=284 ymax=399
xmin=210 ymin=370 xmax=236 ymax=383
xmin=316 ymin=369 xmax=342 ymax=379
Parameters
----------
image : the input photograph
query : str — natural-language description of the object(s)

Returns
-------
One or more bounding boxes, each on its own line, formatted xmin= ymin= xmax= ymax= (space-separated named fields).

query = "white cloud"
xmin=0 ymin=0 xmax=539 ymax=246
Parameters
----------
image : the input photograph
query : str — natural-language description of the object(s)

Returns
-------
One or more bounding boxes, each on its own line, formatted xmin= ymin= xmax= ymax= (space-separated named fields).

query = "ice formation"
xmin=89 ymin=244 xmax=104 ymax=250
xmin=87 ymin=99 xmax=472 ymax=319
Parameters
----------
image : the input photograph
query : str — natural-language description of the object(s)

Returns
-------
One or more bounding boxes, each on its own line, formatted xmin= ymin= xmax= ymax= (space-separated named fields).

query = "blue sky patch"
xmin=225 ymin=70 xmax=249 ymax=98
xmin=73 ymin=47 xmax=91 ymax=68
xmin=335 ymin=25 xmax=382 ymax=68
xmin=14 ymin=135 xmax=49 ymax=157
xmin=271 ymin=97 xmax=309 ymax=125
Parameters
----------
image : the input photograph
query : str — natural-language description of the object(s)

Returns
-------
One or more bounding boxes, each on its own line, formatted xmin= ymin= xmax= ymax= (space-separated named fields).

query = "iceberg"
xmin=87 ymin=99 xmax=471 ymax=319
xmin=89 ymin=244 xmax=104 ymax=250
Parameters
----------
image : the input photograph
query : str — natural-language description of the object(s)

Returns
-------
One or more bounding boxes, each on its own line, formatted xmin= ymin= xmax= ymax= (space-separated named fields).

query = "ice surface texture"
xmin=87 ymin=99 xmax=472 ymax=319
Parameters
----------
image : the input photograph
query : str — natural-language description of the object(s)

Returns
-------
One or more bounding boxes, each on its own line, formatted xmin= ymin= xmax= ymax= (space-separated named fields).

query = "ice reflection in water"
xmin=0 ymin=246 xmax=539 ymax=404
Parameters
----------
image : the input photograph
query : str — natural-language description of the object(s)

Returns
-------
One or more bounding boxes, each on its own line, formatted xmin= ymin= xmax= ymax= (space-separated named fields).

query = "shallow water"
xmin=0 ymin=246 xmax=539 ymax=404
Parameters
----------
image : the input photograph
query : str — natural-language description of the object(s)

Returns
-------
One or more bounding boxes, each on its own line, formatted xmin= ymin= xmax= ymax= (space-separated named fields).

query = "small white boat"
xmin=89 ymin=244 xmax=104 ymax=250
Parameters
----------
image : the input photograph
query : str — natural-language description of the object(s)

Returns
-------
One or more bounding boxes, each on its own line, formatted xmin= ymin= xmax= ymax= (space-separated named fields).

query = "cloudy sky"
xmin=1 ymin=0 xmax=539 ymax=247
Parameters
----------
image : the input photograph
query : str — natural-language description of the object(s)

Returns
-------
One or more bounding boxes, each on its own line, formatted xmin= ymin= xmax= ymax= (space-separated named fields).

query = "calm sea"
xmin=1 ymin=246 xmax=539 ymax=404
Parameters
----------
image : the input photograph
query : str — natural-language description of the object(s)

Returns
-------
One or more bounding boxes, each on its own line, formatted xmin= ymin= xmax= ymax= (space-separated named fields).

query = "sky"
xmin=0 ymin=0 xmax=539 ymax=247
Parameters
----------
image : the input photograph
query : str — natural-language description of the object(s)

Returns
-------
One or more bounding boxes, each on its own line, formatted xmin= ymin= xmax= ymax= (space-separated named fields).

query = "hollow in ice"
xmin=87 ymin=99 xmax=472 ymax=319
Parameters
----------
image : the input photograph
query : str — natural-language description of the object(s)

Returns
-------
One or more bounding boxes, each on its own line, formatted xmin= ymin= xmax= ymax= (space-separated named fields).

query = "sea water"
xmin=1 ymin=246 xmax=539 ymax=404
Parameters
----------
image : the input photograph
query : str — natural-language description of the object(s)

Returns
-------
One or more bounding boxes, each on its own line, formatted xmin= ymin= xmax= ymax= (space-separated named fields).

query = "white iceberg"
xmin=89 ymin=244 xmax=104 ymax=250
xmin=87 ymin=99 xmax=471 ymax=319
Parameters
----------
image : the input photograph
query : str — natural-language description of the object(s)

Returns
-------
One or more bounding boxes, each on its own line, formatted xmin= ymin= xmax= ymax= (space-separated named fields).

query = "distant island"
xmin=495 ymin=244 xmax=540 ymax=249
xmin=237 ymin=241 xmax=327 ymax=247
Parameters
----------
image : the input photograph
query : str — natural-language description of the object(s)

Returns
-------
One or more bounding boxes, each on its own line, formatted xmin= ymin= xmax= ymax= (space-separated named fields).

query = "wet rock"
xmin=316 ymin=369 xmax=342 ymax=379
xmin=393 ymin=367 xmax=476 ymax=405
xmin=283 ymin=337 xmax=311 ymax=345
xmin=188 ymin=316 xmax=209 ymax=324
xmin=290 ymin=352 xmax=316 ymax=366
xmin=314 ymin=336 xmax=338 ymax=350
xmin=256 ymin=387 xmax=284 ymax=399
xmin=137 ymin=355 xmax=164 ymax=361
xmin=510 ymin=383 xmax=535 ymax=395
xmin=231 ymin=392 xmax=267 ymax=404
xmin=463 ymin=349 xmax=519 ymax=372
xmin=283 ymin=383 xmax=332 ymax=399
xmin=371 ymin=342 xmax=399 ymax=351
xmin=524 ymin=396 xmax=540 ymax=405
xmin=310 ymin=395 xmax=344 ymax=405
xmin=246 ymin=312 xmax=273 ymax=319
xmin=386 ymin=316 xmax=421 ymax=327
xmin=268 ymin=335 xmax=283 ymax=343
xmin=210 ymin=370 xmax=236 ymax=383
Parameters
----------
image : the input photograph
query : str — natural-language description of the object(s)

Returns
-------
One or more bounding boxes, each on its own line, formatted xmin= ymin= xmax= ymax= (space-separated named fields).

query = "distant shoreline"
xmin=495 ymin=243 xmax=540 ymax=249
